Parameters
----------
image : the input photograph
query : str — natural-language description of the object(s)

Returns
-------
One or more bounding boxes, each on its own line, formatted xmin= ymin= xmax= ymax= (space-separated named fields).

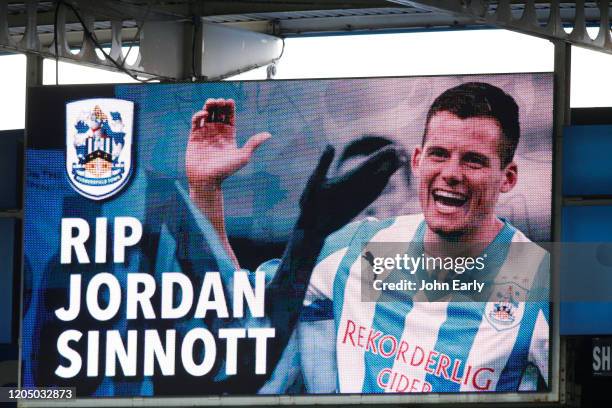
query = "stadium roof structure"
xmin=0 ymin=1 xmax=609 ymax=80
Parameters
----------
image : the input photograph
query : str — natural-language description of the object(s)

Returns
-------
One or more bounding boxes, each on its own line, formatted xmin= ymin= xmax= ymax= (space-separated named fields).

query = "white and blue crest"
xmin=484 ymin=283 xmax=526 ymax=331
xmin=66 ymin=98 xmax=134 ymax=200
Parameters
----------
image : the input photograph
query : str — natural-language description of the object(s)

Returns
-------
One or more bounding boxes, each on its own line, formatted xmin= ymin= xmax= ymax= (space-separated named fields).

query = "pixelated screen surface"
xmin=22 ymin=73 xmax=552 ymax=397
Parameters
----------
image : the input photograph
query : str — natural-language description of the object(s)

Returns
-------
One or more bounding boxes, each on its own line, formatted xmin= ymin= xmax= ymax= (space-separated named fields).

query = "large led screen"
xmin=22 ymin=73 xmax=553 ymax=397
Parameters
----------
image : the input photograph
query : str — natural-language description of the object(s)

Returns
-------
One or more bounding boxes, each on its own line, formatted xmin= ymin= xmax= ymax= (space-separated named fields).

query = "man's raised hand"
xmin=186 ymin=98 xmax=271 ymax=191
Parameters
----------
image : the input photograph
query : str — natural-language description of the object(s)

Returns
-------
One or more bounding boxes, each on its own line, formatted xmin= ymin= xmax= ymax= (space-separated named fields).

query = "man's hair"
xmin=423 ymin=82 xmax=520 ymax=168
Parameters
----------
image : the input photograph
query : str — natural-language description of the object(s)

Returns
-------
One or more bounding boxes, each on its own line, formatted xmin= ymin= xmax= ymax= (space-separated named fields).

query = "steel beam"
xmin=3 ymin=1 xmax=612 ymax=79
xmin=0 ymin=0 xmax=162 ymax=79
xmin=552 ymin=39 xmax=571 ymax=405
xmin=389 ymin=1 xmax=612 ymax=55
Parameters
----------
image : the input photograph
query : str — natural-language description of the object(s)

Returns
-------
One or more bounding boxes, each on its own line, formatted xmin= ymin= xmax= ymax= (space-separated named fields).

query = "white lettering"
xmin=219 ymin=328 xmax=246 ymax=375
xmin=249 ymin=328 xmax=275 ymax=374
xmin=195 ymin=272 xmax=229 ymax=319
xmin=55 ymin=274 xmax=81 ymax=321
xmin=105 ymin=330 xmax=137 ymax=376
xmin=161 ymin=273 xmax=193 ymax=319
xmin=594 ymin=346 xmax=601 ymax=371
xmin=126 ymin=273 xmax=156 ymax=319
xmin=233 ymin=271 xmax=264 ymax=318
xmin=55 ymin=330 xmax=82 ymax=378
xmin=181 ymin=328 xmax=216 ymax=376
xmin=86 ymin=273 xmax=121 ymax=321
xmin=95 ymin=218 xmax=107 ymax=263
xmin=61 ymin=218 xmax=90 ymax=264
xmin=113 ymin=217 xmax=142 ymax=263
xmin=86 ymin=331 xmax=99 ymax=377
xmin=144 ymin=329 xmax=176 ymax=376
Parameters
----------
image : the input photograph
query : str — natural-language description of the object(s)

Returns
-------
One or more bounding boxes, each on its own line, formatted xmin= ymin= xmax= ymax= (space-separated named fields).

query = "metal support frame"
xmin=391 ymin=1 xmax=612 ymax=55
xmin=552 ymin=39 xmax=571 ymax=406
xmin=553 ymin=42 xmax=571 ymax=243
xmin=0 ymin=0 xmax=286 ymax=81
xmin=25 ymin=53 xmax=42 ymax=87
xmin=0 ymin=0 xmax=163 ymax=80
xmin=3 ymin=1 xmax=612 ymax=78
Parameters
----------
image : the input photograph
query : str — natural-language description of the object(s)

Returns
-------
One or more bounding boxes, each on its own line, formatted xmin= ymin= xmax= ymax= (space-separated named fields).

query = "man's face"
xmin=411 ymin=111 xmax=518 ymax=238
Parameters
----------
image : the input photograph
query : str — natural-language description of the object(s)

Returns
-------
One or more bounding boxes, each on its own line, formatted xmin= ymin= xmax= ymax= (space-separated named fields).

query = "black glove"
xmin=297 ymin=145 xmax=402 ymax=236
xmin=270 ymin=144 xmax=402 ymax=292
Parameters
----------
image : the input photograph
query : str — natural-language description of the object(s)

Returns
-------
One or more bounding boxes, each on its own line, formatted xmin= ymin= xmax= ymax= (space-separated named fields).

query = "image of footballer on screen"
xmin=186 ymin=81 xmax=551 ymax=394
xmin=20 ymin=74 xmax=551 ymax=397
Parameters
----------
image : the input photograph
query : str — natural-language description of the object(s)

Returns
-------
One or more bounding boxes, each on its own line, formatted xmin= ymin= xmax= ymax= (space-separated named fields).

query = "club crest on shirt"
xmin=484 ymin=283 xmax=526 ymax=331
xmin=65 ymin=98 xmax=134 ymax=200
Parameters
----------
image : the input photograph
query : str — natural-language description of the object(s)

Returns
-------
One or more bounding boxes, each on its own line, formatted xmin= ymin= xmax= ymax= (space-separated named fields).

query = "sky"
xmin=1 ymin=28 xmax=612 ymax=131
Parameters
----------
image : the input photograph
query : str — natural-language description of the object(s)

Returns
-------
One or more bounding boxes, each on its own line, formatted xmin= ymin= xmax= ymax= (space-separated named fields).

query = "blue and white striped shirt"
xmin=259 ymin=214 xmax=549 ymax=394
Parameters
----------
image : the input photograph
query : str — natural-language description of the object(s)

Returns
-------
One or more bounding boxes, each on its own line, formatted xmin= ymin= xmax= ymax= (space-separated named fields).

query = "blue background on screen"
xmin=563 ymin=125 xmax=612 ymax=196
xmin=561 ymin=205 xmax=612 ymax=335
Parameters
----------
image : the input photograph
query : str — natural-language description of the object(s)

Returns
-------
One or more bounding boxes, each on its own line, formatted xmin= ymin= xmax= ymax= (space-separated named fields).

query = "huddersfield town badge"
xmin=484 ymin=283 xmax=526 ymax=331
xmin=66 ymin=98 xmax=134 ymax=200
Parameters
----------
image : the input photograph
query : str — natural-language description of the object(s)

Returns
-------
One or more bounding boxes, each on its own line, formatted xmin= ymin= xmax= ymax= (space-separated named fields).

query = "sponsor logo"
xmin=66 ymin=99 xmax=134 ymax=200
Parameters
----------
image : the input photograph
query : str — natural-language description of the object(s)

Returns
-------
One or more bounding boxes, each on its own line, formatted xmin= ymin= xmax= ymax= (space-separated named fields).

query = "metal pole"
xmin=552 ymin=39 xmax=571 ymax=405
xmin=25 ymin=54 xmax=43 ymax=88
xmin=17 ymin=52 xmax=43 ymax=388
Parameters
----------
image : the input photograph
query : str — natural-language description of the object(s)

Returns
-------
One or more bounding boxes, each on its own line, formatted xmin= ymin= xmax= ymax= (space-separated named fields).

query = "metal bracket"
xmin=0 ymin=0 xmax=163 ymax=80
xmin=0 ymin=0 xmax=285 ymax=81
xmin=389 ymin=1 xmax=612 ymax=55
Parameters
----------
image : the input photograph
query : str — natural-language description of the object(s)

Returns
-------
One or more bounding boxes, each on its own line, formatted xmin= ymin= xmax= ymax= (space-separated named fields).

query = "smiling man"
xmin=186 ymin=82 xmax=549 ymax=394
xmin=415 ymin=82 xmax=519 ymax=249
xmin=291 ymin=82 xmax=549 ymax=393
